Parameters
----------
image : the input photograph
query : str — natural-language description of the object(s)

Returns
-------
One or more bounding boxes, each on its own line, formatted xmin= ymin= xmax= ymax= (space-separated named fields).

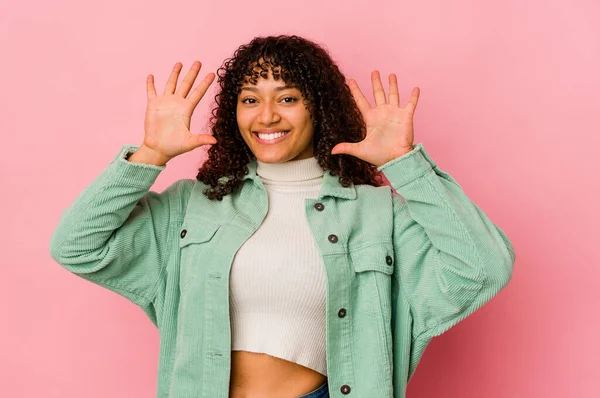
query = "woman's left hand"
xmin=331 ymin=71 xmax=420 ymax=167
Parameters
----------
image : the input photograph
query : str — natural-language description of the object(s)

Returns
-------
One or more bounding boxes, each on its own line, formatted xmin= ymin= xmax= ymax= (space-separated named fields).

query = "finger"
xmin=146 ymin=74 xmax=157 ymax=101
xmin=163 ymin=62 xmax=183 ymax=95
xmin=176 ymin=61 xmax=202 ymax=98
xmin=188 ymin=132 xmax=217 ymax=150
xmin=388 ymin=74 xmax=400 ymax=107
xmin=347 ymin=79 xmax=372 ymax=116
xmin=405 ymin=87 xmax=420 ymax=113
xmin=187 ymin=72 xmax=216 ymax=108
xmin=331 ymin=141 xmax=361 ymax=158
xmin=371 ymin=70 xmax=387 ymax=106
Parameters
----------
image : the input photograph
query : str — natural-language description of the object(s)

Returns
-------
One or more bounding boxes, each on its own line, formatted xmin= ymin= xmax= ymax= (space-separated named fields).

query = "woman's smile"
xmin=253 ymin=130 xmax=291 ymax=144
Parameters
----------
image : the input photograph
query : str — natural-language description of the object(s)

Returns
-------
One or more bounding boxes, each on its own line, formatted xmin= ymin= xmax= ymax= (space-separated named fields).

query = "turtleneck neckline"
xmin=256 ymin=156 xmax=325 ymax=182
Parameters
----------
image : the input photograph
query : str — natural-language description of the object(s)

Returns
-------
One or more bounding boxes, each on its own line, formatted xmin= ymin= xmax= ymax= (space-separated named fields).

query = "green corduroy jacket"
xmin=49 ymin=142 xmax=515 ymax=397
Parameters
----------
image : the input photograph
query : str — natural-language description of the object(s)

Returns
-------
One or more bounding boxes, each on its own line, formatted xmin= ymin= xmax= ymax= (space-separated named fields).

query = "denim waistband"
xmin=296 ymin=379 xmax=329 ymax=398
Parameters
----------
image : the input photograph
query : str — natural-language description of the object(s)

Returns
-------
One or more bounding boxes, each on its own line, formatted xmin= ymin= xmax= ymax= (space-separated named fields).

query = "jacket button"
xmin=180 ymin=229 xmax=187 ymax=239
xmin=328 ymin=234 xmax=338 ymax=243
xmin=340 ymin=384 xmax=351 ymax=394
xmin=338 ymin=308 xmax=346 ymax=318
xmin=314 ymin=202 xmax=324 ymax=211
xmin=386 ymin=255 xmax=393 ymax=265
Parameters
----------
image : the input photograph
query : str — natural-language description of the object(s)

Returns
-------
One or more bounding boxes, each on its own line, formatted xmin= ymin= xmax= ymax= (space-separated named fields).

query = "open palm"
xmin=331 ymin=71 xmax=420 ymax=167
xmin=143 ymin=61 xmax=217 ymax=161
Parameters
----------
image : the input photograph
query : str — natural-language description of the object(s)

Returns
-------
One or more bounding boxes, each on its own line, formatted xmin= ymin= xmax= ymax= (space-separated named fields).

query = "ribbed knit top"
xmin=228 ymin=155 xmax=328 ymax=375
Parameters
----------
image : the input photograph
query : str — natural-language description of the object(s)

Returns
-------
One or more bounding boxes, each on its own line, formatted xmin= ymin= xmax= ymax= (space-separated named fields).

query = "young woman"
xmin=50 ymin=35 xmax=515 ymax=398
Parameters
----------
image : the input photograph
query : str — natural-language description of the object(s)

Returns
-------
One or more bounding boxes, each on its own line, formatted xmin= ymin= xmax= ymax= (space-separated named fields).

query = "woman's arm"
xmin=49 ymin=144 xmax=191 ymax=326
xmin=382 ymin=143 xmax=515 ymax=340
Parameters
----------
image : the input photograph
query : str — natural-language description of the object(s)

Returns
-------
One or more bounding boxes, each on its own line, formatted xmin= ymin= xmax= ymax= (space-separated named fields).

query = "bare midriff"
xmin=229 ymin=351 xmax=327 ymax=398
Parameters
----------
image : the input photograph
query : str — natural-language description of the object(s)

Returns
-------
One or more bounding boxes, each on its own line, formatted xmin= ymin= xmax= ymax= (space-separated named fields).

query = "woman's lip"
xmin=253 ymin=131 xmax=291 ymax=145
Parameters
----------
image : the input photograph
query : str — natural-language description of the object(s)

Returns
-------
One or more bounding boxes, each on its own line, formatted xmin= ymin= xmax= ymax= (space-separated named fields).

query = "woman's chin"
xmin=254 ymin=151 xmax=290 ymax=163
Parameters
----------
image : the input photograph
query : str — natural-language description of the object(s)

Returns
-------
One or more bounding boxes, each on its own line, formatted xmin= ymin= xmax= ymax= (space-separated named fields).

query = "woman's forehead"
xmin=241 ymin=69 xmax=298 ymax=90
xmin=239 ymin=59 xmax=304 ymax=94
xmin=240 ymin=80 xmax=298 ymax=94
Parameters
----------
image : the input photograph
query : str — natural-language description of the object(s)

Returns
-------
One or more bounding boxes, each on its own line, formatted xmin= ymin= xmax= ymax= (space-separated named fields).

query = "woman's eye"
xmin=241 ymin=97 xmax=297 ymax=104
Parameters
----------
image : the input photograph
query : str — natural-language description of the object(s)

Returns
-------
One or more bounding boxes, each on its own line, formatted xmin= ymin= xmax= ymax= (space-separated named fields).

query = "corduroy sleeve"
xmin=380 ymin=143 xmax=516 ymax=341
xmin=49 ymin=145 xmax=190 ymax=326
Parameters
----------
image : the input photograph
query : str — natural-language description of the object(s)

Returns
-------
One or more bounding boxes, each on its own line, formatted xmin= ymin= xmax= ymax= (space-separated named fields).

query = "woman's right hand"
xmin=141 ymin=61 xmax=218 ymax=164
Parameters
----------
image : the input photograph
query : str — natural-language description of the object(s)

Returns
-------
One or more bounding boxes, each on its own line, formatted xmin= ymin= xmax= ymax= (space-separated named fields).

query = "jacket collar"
xmin=243 ymin=158 xmax=357 ymax=200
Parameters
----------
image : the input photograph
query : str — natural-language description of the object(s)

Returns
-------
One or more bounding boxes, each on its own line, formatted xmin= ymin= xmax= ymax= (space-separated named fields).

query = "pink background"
xmin=1 ymin=0 xmax=598 ymax=396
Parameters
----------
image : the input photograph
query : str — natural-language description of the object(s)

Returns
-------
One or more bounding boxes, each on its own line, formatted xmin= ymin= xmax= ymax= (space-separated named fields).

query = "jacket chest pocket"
xmin=350 ymin=242 xmax=395 ymax=320
xmin=178 ymin=222 xmax=221 ymax=291
xmin=350 ymin=242 xmax=395 ymax=375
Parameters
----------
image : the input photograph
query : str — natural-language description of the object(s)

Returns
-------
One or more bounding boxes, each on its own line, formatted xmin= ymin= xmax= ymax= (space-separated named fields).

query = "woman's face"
xmin=236 ymin=69 xmax=314 ymax=163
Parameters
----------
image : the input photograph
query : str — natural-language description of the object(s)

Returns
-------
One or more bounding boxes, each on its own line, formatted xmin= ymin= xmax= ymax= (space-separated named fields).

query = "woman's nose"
xmin=258 ymin=102 xmax=281 ymax=124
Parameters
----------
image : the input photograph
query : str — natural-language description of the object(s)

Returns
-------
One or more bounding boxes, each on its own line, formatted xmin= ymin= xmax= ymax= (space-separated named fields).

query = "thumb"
xmin=331 ymin=142 xmax=359 ymax=156
xmin=189 ymin=133 xmax=217 ymax=150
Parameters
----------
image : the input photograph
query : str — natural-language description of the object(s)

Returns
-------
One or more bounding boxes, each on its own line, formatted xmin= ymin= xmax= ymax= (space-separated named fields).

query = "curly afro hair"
xmin=196 ymin=34 xmax=385 ymax=200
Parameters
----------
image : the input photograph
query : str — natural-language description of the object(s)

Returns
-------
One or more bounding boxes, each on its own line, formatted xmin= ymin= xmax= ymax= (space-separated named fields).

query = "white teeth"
xmin=257 ymin=131 xmax=289 ymax=140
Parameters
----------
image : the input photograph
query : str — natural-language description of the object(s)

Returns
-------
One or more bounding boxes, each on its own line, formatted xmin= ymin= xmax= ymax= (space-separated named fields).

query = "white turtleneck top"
xmin=228 ymin=155 xmax=328 ymax=376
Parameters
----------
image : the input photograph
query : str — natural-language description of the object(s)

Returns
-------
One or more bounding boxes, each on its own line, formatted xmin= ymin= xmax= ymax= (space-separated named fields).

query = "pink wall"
xmin=2 ymin=0 xmax=598 ymax=396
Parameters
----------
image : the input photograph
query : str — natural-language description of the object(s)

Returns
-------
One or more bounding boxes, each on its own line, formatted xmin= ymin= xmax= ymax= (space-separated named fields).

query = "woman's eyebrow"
xmin=241 ymin=84 xmax=297 ymax=92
